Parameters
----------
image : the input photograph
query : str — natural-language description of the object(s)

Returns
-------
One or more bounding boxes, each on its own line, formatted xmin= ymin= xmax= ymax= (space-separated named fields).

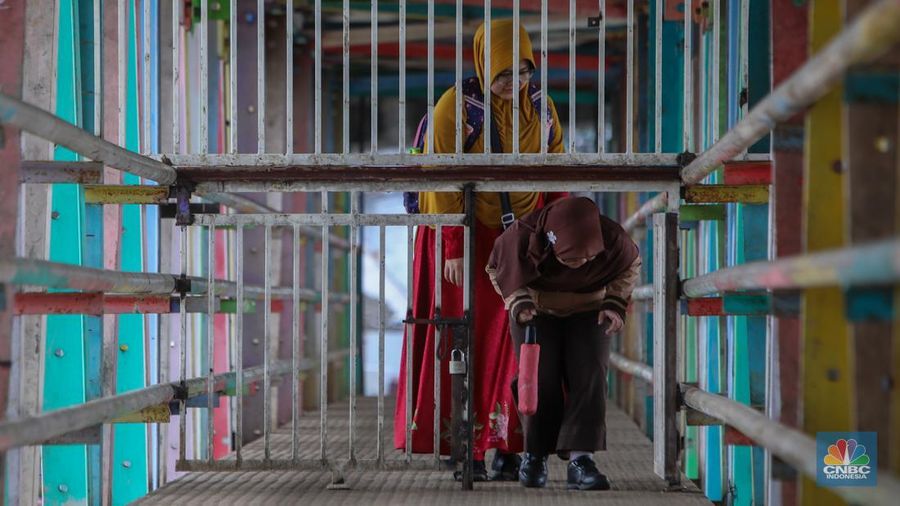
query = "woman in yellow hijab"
xmin=394 ymin=20 xmax=566 ymax=482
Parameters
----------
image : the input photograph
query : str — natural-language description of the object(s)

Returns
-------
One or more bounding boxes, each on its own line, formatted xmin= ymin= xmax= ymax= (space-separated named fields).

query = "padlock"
xmin=449 ymin=349 xmax=466 ymax=375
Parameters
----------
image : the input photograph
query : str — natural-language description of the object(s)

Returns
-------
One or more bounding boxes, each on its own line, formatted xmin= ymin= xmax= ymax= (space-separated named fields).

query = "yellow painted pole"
xmin=801 ymin=1 xmax=851 ymax=505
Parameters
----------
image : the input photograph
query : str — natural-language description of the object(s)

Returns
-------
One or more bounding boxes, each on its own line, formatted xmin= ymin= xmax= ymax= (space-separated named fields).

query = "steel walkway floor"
xmin=138 ymin=397 xmax=712 ymax=505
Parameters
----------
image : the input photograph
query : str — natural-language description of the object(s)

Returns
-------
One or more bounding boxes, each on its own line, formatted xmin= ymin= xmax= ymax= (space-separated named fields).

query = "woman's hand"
xmin=598 ymin=310 xmax=623 ymax=336
xmin=443 ymin=258 xmax=465 ymax=286
xmin=512 ymin=301 xmax=537 ymax=324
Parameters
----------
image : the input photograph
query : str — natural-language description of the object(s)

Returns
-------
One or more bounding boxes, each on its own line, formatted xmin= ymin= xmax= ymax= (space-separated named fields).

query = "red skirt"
xmin=393 ymin=222 xmax=523 ymax=459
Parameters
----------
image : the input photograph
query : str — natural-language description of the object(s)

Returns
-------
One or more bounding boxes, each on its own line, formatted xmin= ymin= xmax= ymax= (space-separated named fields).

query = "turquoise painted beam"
xmin=42 ymin=0 xmax=91 ymax=503
xmin=112 ymin=1 xmax=148 ymax=503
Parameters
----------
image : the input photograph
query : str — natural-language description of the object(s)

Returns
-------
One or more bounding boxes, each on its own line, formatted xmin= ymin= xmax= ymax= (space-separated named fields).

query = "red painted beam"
xmin=724 ymin=161 xmax=773 ymax=185
xmin=724 ymin=426 xmax=756 ymax=447
xmin=14 ymin=293 xmax=171 ymax=315
xmin=686 ymin=297 xmax=724 ymax=317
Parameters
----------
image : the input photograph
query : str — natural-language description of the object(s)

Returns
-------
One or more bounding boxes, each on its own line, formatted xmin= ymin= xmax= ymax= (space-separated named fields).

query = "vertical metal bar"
xmin=597 ymin=0 xmax=605 ymax=153
xmin=377 ymin=225 xmax=386 ymax=465
xmin=626 ymin=0 xmax=634 ymax=154
xmin=206 ymin=224 xmax=215 ymax=463
xmin=512 ymin=0 xmax=520 ymax=155
xmin=230 ymin=0 xmax=237 ymax=153
xmin=342 ymin=0 xmax=349 ymax=154
xmin=427 ymin=0 xmax=435 ymax=152
xmin=179 ymin=226 xmax=188 ymax=463
xmin=683 ymin=0 xmax=693 ymax=152
xmin=286 ymin=0 xmax=294 ymax=154
xmin=257 ymin=0 xmax=266 ymax=153
xmin=405 ymin=224 xmax=413 ymax=463
xmin=143 ymin=0 xmax=152 ymax=155
xmin=399 ymin=0 xmax=406 ymax=153
xmin=462 ymin=187 xmax=475 ymax=490
xmin=263 ymin=225 xmax=272 ymax=460
xmin=652 ymin=212 xmax=679 ymax=485
xmin=235 ymin=226 xmax=244 ymax=464
xmin=94 ymin=0 xmax=101 ymax=137
xmin=292 ymin=224 xmax=301 ymax=462
xmin=568 ymin=0 xmax=576 ymax=153
xmin=484 ymin=0 xmax=491 ymax=154
xmin=314 ymin=0 xmax=322 ymax=154
xmin=371 ymin=2 xmax=379 ymax=154
xmin=540 ymin=0 xmax=547 ymax=154
xmin=320 ymin=192 xmax=330 ymax=463
xmin=200 ymin=0 xmax=209 ymax=154
xmin=739 ymin=0 xmax=748 ymax=156
xmin=118 ymin=0 xmax=126 ymax=147
xmin=349 ymin=193 xmax=358 ymax=462
xmin=454 ymin=0 xmax=462 ymax=155
xmin=433 ymin=225 xmax=442 ymax=466
xmin=712 ymin=0 xmax=720 ymax=143
xmin=172 ymin=0 xmax=180 ymax=153
xmin=654 ymin=0 xmax=662 ymax=153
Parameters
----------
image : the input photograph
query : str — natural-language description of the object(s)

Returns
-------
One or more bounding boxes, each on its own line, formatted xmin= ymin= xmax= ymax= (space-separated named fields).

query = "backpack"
xmin=404 ymin=76 xmax=557 ymax=214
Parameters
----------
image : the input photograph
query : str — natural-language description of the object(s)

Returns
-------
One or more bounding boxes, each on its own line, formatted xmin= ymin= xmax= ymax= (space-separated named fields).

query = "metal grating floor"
xmin=138 ymin=397 xmax=712 ymax=505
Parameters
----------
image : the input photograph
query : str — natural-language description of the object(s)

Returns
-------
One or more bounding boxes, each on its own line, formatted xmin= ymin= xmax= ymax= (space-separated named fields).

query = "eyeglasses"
xmin=494 ymin=66 xmax=535 ymax=85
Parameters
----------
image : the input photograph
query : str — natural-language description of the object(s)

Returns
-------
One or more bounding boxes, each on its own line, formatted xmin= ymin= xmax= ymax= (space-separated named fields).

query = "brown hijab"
xmin=488 ymin=197 xmax=640 ymax=299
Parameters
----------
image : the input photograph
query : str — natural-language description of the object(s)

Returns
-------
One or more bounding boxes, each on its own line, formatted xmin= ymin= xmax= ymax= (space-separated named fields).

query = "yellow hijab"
xmin=419 ymin=20 xmax=564 ymax=227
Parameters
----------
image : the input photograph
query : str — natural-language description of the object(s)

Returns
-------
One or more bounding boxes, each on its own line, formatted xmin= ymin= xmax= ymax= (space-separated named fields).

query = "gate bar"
xmin=433 ymin=225 xmax=443 ymax=466
xmin=625 ymin=0 xmax=633 ymax=154
xmin=377 ymin=225 xmax=386 ymax=464
xmin=652 ymin=212 xmax=679 ymax=485
xmin=597 ymin=0 xmax=605 ymax=153
xmin=257 ymin=0 xmax=265 ymax=153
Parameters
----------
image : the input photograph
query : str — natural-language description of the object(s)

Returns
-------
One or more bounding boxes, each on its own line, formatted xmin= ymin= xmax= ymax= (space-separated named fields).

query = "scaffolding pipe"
xmin=682 ymin=238 xmax=900 ymax=298
xmin=0 ymin=93 xmax=177 ymax=185
xmin=609 ymin=352 xmax=652 ymax=383
xmin=631 ymin=284 xmax=653 ymax=301
xmin=0 ymin=257 xmax=345 ymax=301
xmin=623 ymin=0 xmax=900 ymax=231
xmin=681 ymin=385 xmax=900 ymax=506
xmin=682 ymin=0 xmax=900 ymax=184
xmin=0 ymin=360 xmax=306 ymax=452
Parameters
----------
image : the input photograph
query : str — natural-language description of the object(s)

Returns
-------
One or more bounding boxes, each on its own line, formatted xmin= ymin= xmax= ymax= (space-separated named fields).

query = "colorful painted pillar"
xmin=801 ymin=2 xmax=851 ymax=505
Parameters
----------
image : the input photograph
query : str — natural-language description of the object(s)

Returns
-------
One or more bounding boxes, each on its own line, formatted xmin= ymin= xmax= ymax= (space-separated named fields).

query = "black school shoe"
xmin=518 ymin=453 xmax=548 ymax=488
xmin=489 ymin=452 xmax=522 ymax=481
xmin=453 ymin=460 xmax=488 ymax=482
xmin=567 ymin=455 xmax=611 ymax=491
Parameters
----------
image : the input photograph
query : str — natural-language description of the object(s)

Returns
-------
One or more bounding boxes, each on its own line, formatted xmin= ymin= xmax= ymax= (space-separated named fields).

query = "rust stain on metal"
xmin=684 ymin=184 xmax=770 ymax=204
xmin=84 ymin=184 xmax=170 ymax=204
xmin=112 ymin=404 xmax=172 ymax=423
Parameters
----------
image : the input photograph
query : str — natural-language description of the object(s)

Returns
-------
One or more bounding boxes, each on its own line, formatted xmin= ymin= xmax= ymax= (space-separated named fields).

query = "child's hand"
xmin=598 ymin=310 xmax=623 ymax=335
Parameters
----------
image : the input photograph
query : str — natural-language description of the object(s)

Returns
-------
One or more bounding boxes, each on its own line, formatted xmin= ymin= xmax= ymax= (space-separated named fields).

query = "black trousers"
xmin=510 ymin=311 xmax=611 ymax=455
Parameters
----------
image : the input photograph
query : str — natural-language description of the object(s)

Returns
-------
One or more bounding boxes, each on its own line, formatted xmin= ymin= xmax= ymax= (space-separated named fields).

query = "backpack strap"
xmin=528 ymin=83 xmax=556 ymax=149
xmin=462 ymin=77 xmax=485 ymax=152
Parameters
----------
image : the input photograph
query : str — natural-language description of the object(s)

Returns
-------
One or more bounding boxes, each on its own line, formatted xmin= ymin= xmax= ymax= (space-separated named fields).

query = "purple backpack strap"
xmin=528 ymin=82 xmax=556 ymax=149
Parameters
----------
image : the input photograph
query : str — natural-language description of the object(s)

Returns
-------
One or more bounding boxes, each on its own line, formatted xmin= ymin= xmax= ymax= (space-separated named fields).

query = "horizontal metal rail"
xmin=19 ymin=161 xmax=103 ymax=184
xmin=194 ymin=213 xmax=467 ymax=227
xmin=0 ymin=93 xmax=177 ymax=185
xmin=623 ymin=0 xmax=900 ymax=231
xmin=0 ymin=257 xmax=348 ymax=302
xmin=682 ymin=238 xmax=900 ymax=298
xmin=681 ymin=385 xmax=900 ymax=506
xmin=176 ymin=458 xmax=451 ymax=473
xmin=609 ymin=352 xmax=653 ymax=383
xmin=0 ymin=360 xmax=306 ymax=452
xmin=167 ymin=153 xmax=681 ymax=167
xmin=198 ymin=180 xmax=677 ymax=194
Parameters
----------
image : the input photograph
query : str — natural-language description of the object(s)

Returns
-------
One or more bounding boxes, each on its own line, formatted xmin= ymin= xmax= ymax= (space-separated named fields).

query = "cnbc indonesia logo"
xmin=817 ymin=433 xmax=877 ymax=487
